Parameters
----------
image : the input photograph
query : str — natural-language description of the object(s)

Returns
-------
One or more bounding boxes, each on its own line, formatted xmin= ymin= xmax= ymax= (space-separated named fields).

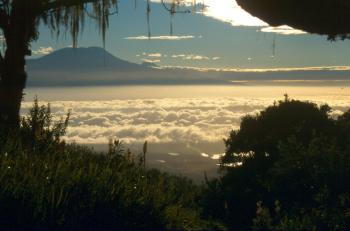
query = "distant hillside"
xmin=27 ymin=47 xmax=147 ymax=71
xmin=25 ymin=47 xmax=350 ymax=86
xmin=25 ymin=47 xmax=228 ymax=86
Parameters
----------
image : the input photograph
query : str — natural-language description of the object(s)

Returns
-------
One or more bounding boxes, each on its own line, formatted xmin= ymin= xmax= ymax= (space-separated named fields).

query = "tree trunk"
xmin=0 ymin=3 xmax=32 ymax=128
xmin=0 ymin=41 xmax=28 ymax=127
xmin=0 ymin=68 xmax=27 ymax=127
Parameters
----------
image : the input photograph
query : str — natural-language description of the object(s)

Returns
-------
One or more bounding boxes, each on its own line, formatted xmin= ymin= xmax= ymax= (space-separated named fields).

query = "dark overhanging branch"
xmin=83 ymin=4 xmax=117 ymax=20
xmin=41 ymin=0 xmax=101 ymax=14
xmin=159 ymin=0 xmax=192 ymax=35
xmin=160 ymin=0 xmax=191 ymax=14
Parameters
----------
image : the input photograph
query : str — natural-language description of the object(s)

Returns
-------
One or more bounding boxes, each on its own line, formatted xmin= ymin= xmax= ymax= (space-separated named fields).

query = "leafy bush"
xmin=0 ymin=100 xmax=224 ymax=230
xmin=203 ymin=97 xmax=350 ymax=230
xmin=252 ymin=137 xmax=350 ymax=231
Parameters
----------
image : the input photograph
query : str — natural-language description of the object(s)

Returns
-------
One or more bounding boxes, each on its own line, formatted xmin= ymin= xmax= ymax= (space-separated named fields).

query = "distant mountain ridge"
xmin=25 ymin=47 xmax=350 ymax=86
xmin=27 ymin=47 xmax=218 ymax=86
xmin=27 ymin=47 xmax=148 ymax=71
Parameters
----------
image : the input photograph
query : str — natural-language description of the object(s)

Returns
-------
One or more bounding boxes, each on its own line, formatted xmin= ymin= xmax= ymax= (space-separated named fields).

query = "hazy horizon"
xmin=22 ymin=84 xmax=350 ymax=179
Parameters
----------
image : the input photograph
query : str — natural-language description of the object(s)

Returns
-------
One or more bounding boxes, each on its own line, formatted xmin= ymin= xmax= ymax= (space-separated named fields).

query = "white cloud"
xmin=185 ymin=55 xmax=210 ymax=60
xmin=171 ymin=53 xmax=219 ymax=61
xmin=149 ymin=0 xmax=306 ymax=35
xmin=171 ymin=54 xmax=186 ymax=58
xmin=148 ymin=53 xmax=162 ymax=57
xmin=201 ymin=0 xmax=266 ymax=27
xmin=139 ymin=52 xmax=163 ymax=58
xmin=201 ymin=0 xmax=307 ymax=35
xmin=159 ymin=65 xmax=350 ymax=73
xmin=21 ymin=97 xmax=349 ymax=147
xmin=124 ymin=35 xmax=195 ymax=40
xmin=201 ymin=153 xmax=210 ymax=158
xmin=32 ymin=46 xmax=54 ymax=55
xmin=260 ymin=26 xmax=307 ymax=35
xmin=141 ymin=58 xmax=161 ymax=63
xmin=21 ymin=98 xmax=253 ymax=145
xmin=211 ymin=153 xmax=225 ymax=160
xmin=168 ymin=153 xmax=180 ymax=156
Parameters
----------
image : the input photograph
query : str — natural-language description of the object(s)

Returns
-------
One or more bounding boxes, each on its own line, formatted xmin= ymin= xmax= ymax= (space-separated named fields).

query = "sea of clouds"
xmin=21 ymin=97 xmax=349 ymax=146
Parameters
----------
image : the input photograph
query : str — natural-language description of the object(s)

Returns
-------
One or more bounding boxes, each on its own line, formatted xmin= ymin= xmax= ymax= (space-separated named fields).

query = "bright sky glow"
xmin=152 ymin=0 xmax=306 ymax=35
xmin=201 ymin=0 xmax=307 ymax=35
xmin=31 ymin=0 xmax=350 ymax=69
xmin=201 ymin=0 xmax=267 ymax=27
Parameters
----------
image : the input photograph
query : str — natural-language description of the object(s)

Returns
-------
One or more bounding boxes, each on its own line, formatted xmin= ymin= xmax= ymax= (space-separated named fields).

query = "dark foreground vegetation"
xmin=0 ymin=100 xmax=222 ymax=230
xmin=205 ymin=95 xmax=350 ymax=230
xmin=0 ymin=97 xmax=350 ymax=230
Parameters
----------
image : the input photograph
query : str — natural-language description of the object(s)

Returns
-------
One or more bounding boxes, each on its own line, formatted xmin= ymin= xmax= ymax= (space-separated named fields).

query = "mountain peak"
xmin=27 ymin=47 xmax=145 ymax=71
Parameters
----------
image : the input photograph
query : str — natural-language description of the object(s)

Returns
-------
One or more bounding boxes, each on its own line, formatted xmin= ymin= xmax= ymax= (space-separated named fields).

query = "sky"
xmin=30 ymin=0 xmax=350 ymax=70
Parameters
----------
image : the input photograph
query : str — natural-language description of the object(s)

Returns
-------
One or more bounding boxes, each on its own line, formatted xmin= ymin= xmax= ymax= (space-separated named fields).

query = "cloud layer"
xmin=124 ymin=35 xmax=195 ymax=40
xmin=21 ymin=96 xmax=349 ymax=146
xmin=171 ymin=54 xmax=220 ymax=61
xmin=32 ymin=46 xmax=54 ymax=55
xmin=260 ymin=26 xmax=306 ymax=35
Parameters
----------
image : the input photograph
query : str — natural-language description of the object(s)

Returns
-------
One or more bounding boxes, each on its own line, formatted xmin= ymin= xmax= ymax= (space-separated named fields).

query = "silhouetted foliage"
xmin=251 ymin=137 xmax=350 ymax=231
xmin=0 ymin=100 xmax=224 ymax=230
xmin=202 ymin=97 xmax=350 ymax=230
xmin=223 ymin=96 xmax=336 ymax=165
xmin=2 ymin=97 xmax=350 ymax=230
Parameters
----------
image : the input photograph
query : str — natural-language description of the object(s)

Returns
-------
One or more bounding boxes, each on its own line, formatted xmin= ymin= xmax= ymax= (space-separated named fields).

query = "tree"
xmin=222 ymin=96 xmax=336 ymax=165
xmin=251 ymin=137 xmax=350 ymax=231
xmin=209 ymin=98 xmax=350 ymax=230
xmin=0 ymin=0 xmax=190 ymax=127
xmin=0 ymin=0 xmax=120 ymax=127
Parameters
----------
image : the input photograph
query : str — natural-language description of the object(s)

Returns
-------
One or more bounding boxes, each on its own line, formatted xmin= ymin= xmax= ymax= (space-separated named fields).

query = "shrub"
xmin=203 ymin=97 xmax=350 ymax=230
xmin=0 ymin=99 xmax=224 ymax=230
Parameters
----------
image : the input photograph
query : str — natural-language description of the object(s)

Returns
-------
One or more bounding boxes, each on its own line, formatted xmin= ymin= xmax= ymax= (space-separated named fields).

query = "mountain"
xmin=26 ymin=47 xmax=173 ymax=86
xmin=25 ymin=47 xmax=350 ymax=87
xmin=27 ymin=47 xmax=146 ymax=71
xmin=26 ymin=47 xmax=228 ymax=86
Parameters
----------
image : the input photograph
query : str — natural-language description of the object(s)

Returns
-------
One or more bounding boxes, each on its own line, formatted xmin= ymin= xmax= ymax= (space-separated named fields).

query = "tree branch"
xmin=40 ymin=0 xmax=101 ymax=13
